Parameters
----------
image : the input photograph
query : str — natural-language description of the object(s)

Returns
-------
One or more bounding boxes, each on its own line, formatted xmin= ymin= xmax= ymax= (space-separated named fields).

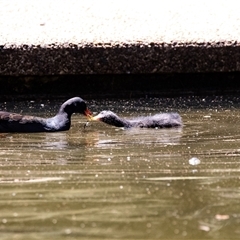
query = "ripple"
xmin=0 ymin=177 xmax=64 ymax=183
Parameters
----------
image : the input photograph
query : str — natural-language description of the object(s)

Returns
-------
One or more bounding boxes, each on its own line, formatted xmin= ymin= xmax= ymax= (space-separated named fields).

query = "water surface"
xmin=0 ymin=96 xmax=240 ymax=239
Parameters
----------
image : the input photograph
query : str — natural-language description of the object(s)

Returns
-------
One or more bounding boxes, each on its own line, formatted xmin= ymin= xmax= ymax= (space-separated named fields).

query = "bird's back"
xmin=129 ymin=113 xmax=182 ymax=128
xmin=0 ymin=111 xmax=47 ymax=132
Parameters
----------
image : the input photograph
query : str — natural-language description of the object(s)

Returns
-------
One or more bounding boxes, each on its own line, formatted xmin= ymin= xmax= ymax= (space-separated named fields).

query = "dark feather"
xmin=93 ymin=111 xmax=182 ymax=129
xmin=0 ymin=97 xmax=91 ymax=133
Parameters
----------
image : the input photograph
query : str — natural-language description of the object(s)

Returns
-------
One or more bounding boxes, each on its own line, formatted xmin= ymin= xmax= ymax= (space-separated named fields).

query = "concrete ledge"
xmin=1 ymin=0 xmax=240 ymax=76
xmin=1 ymin=42 xmax=240 ymax=75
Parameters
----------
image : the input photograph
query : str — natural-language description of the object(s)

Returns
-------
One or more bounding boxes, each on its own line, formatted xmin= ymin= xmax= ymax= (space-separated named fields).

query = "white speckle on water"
xmin=13 ymin=212 xmax=18 ymax=217
xmin=52 ymin=219 xmax=57 ymax=224
xmin=65 ymin=228 xmax=72 ymax=234
xmin=108 ymin=158 xmax=111 ymax=161
xmin=2 ymin=219 xmax=7 ymax=224
xmin=189 ymin=157 xmax=201 ymax=165
xmin=174 ymin=229 xmax=180 ymax=234
xmin=127 ymin=156 xmax=130 ymax=161
xmin=146 ymin=223 xmax=152 ymax=228
xmin=119 ymin=185 xmax=123 ymax=189
xmin=199 ymin=225 xmax=210 ymax=232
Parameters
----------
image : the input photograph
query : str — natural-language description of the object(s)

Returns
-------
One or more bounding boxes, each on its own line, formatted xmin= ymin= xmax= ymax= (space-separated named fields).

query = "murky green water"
xmin=1 ymin=96 xmax=240 ymax=239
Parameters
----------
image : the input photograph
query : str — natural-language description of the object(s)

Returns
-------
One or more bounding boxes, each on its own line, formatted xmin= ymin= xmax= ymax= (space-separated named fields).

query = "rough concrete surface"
xmin=1 ymin=0 xmax=240 ymax=75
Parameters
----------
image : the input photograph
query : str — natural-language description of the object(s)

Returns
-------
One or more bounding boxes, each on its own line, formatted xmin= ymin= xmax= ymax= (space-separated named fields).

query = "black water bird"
xmin=0 ymin=97 xmax=92 ymax=133
xmin=92 ymin=110 xmax=182 ymax=128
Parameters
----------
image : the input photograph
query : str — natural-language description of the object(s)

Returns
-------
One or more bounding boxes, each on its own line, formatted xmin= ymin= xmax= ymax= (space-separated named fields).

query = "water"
xmin=1 ymin=96 xmax=240 ymax=239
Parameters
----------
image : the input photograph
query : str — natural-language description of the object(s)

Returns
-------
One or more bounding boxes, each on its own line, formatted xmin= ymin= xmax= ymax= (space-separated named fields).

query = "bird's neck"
xmin=58 ymin=105 xmax=72 ymax=118
xmin=110 ymin=115 xmax=132 ymax=128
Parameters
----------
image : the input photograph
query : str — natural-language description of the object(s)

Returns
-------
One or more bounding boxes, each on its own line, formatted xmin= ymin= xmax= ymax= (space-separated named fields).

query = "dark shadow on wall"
xmin=0 ymin=72 xmax=240 ymax=100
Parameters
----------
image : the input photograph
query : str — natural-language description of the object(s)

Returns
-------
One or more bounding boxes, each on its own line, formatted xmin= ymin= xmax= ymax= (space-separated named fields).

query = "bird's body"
xmin=92 ymin=111 xmax=182 ymax=129
xmin=0 ymin=97 xmax=91 ymax=133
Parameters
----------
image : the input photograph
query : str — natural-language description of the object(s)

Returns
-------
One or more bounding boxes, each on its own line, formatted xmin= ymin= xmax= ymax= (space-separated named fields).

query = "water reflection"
xmin=94 ymin=127 xmax=183 ymax=148
xmin=43 ymin=132 xmax=68 ymax=150
xmin=1 ymin=96 xmax=240 ymax=239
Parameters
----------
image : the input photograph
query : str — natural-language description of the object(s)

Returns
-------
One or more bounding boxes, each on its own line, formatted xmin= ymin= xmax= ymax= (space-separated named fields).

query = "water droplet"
xmin=199 ymin=225 xmax=210 ymax=231
xmin=189 ymin=157 xmax=201 ymax=165
xmin=13 ymin=212 xmax=18 ymax=217
xmin=146 ymin=223 xmax=152 ymax=228
xmin=52 ymin=219 xmax=57 ymax=224
xmin=215 ymin=214 xmax=229 ymax=220
xmin=65 ymin=228 xmax=72 ymax=234
xmin=2 ymin=219 xmax=7 ymax=224
xmin=174 ymin=229 xmax=180 ymax=234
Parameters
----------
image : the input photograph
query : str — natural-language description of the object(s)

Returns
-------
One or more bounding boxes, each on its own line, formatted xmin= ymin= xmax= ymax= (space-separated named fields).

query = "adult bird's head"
xmin=60 ymin=97 xmax=92 ymax=117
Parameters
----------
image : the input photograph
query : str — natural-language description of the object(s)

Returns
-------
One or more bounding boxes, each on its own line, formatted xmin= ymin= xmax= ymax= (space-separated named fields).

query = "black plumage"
xmin=0 ymin=97 xmax=91 ymax=133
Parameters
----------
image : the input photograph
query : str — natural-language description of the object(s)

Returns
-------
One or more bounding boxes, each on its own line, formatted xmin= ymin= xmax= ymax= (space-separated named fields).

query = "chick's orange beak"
xmin=84 ymin=109 xmax=93 ymax=120
xmin=91 ymin=115 xmax=99 ymax=121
